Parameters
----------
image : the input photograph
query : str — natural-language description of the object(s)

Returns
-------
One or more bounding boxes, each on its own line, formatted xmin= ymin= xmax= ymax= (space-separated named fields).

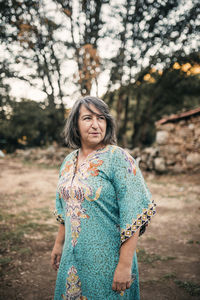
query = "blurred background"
xmin=0 ymin=1 xmax=200 ymax=299
xmin=0 ymin=0 xmax=199 ymax=153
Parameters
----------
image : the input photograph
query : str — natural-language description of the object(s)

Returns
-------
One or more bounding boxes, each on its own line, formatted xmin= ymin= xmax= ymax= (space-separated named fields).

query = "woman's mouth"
xmin=90 ymin=132 xmax=99 ymax=135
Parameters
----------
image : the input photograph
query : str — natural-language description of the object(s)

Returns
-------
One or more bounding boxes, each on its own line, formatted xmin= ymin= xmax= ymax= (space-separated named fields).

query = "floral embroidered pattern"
xmin=61 ymin=266 xmax=87 ymax=300
xmin=65 ymin=185 xmax=90 ymax=247
xmin=61 ymin=161 xmax=73 ymax=177
xmin=120 ymin=200 xmax=156 ymax=243
xmin=57 ymin=146 xmax=109 ymax=247
xmin=120 ymin=148 xmax=137 ymax=175
xmin=87 ymin=160 xmax=103 ymax=176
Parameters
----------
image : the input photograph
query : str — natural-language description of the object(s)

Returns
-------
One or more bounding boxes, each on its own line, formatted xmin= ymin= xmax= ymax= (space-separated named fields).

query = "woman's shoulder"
xmin=59 ymin=149 xmax=78 ymax=169
xmin=109 ymin=145 xmax=138 ymax=176
xmin=64 ymin=149 xmax=78 ymax=161
xmin=109 ymin=145 xmax=134 ymax=161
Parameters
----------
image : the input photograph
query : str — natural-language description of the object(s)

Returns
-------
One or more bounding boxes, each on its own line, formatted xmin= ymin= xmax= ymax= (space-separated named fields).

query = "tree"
xmin=104 ymin=0 xmax=199 ymax=146
xmin=105 ymin=52 xmax=200 ymax=147
xmin=0 ymin=99 xmax=64 ymax=152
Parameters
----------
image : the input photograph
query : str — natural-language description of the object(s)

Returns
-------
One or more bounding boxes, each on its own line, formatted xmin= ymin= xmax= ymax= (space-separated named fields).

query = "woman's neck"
xmin=79 ymin=144 xmax=104 ymax=158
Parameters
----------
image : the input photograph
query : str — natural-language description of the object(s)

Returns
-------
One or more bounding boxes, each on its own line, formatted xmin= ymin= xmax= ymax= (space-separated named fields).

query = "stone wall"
xmin=129 ymin=114 xmax=200 ymax=173
xmin=9 ymin=113 xmax=200 ymax=173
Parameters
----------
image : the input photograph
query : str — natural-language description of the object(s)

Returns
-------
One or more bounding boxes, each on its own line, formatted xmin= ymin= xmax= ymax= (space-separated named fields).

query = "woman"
xmin=51 ymin=96 xmax=156 ymax=300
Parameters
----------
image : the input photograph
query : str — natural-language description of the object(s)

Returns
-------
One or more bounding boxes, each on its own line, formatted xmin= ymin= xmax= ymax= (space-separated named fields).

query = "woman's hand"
xmin=112 ymin=262 xmax=132 ymax=292
xmin=112 ymin=230 xmax=139 ymax=292
xmin=51 ymin=243 xmax=63 ymax=271
xmin=51 ymin=224 xmax=65 ymax=271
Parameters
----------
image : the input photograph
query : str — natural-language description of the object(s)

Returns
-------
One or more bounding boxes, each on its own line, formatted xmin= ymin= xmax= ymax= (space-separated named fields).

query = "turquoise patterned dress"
xmin=54 ymin=145 xmax=156 ymax=300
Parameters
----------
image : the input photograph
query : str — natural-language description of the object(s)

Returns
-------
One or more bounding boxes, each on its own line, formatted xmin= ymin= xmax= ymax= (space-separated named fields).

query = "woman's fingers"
xmin=51 ymin=252 xmax=61 ymax=271
xmin=120 ymin=283 xmax=127 ymax=291
xmin=51 ymin=253 xmax=57 ymax=270
xmin=55 ymin=254 xmax=61 ymax=269
xmin=112 ymin=281 xmax=116 ymax=291
xmin=126 ymin=281 xmax=131 ymax=289
xmin=112 ymin=281 xmax=131 ymax=292
xmin=116 ymin=282 xmax=121 ymax=292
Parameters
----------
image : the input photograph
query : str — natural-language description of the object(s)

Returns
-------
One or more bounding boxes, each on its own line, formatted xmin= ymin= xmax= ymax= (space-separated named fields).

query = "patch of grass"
xmin=18 ymin=247 xmax=32 ymax=256
xmin=187 ymin=240 xmax=200 ymax=245
xmin=140 ymin=278 xmax=159 ymax=284
xmin=22 ymin=159 xmax=58 ymax=169
xmin=146 ymin=236 xmax=157 ymax=242
xmin=163 ymin=272 xmax=176 ymax=280
xmin=33 ymin=207 xmax=53 ymax=220
xmin=149 ymin=180 xmax=167 ymax=186
xmin=0 ymin=229 xmax=24 ymax=245
xmin=137 ymin=249 xmax=176 ymax=264
xmin=18 ymin=221 xmax=56 ymax=233
xmin=0 ymin=257 xmax=12 ymax=266
xmin=161 ymin=256 xmax=176 ymax=261
xmin=174 ymin=280 xmax=200 ymax=296
xmin=0 ymin=212 xmax=16 ymax=222
xmin=0 ymin=213 xmax=56 ymax=253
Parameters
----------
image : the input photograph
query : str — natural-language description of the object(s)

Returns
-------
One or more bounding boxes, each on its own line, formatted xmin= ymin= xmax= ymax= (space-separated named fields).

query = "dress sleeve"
xmin=54 ymin=159 xmax=66 ymax=225
xmin=111 ymin=147 xmax=156 ymax=244
xmin=54 ymin=191 xmax=65 ymax=225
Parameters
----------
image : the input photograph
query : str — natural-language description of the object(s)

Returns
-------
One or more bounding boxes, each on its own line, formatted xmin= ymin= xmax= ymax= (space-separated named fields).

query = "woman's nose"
xmin=91 ymin=117 xmax=98 ymax=128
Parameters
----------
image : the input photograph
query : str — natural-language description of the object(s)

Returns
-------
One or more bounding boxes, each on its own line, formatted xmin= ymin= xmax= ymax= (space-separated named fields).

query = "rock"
xmin=139 ymin=161 xmax=148 ymax=170
xmin=23 ymin=149 xmax=33 ymax=160
xmin=178 ymin=128 xmax=192 ymax=139
xmin=156 ymin=131 xmax=169 ymax=145
xmin=186 ymin=153 xmax=200 ymax=166
xmin=194 ymin=127 xmax=200 ymax=137
xmin=154 ymin=157 xmax=166 ymax=173
xmin=0 ymin=150 xmax=5 ymax=158
xmin=166 ymin=158 xmax=176 ymax=166
xmin=169 ymin=164 xmax=183 ymax=173
xmin=188 ymin=123 xmax=195 ymax=130
xmin=45 ymin=145 xmax=56 ymax=158
xmin=146 ymin=158 xmax=154 ymax=170
xmin=144 ymin=147 xmax=159 ymax=157
xmin=166 ymin=145 xmax=180 ymax=155
xmin=174 ymin=164 xmax=184 ymax=173
xmin=140 ymin=152 xmax=148 ymax=162
xmin=130 ymin=147 xmax=140 ymax=157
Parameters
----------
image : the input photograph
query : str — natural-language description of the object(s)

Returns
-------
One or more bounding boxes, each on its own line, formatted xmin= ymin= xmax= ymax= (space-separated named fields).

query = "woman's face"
xmin=78 ymin=104 xmax=107 ymax=149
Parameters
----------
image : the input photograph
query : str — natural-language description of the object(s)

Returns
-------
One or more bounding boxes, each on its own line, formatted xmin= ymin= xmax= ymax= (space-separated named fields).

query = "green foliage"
xmin=105 ymin=52 xmax=200 ymax=147
xmin=174 ymin=279 xmax=200 ymax=296
xmin=137 ymin=248 xmax=176 ymax=264
xmin=0 ymin=99 xmax=64 ymax=152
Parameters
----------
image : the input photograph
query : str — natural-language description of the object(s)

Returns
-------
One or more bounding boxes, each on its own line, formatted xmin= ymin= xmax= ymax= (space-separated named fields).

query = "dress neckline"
xmin=73 ymin=145 xmax=108 ymax=173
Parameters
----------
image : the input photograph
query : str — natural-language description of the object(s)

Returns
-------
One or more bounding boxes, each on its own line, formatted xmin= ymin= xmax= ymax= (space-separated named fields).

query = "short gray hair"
xmin=64 ymin=96 xmax=117 ymax=149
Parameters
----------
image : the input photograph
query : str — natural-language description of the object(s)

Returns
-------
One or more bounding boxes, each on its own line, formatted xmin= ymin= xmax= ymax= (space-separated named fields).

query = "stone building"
xmin=130 ymin=107 xmax=200 ymax=173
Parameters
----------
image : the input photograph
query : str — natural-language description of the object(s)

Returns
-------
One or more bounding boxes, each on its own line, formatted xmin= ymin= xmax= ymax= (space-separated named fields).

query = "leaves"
xmin=77 ymin=44 xmax=100 ymax=95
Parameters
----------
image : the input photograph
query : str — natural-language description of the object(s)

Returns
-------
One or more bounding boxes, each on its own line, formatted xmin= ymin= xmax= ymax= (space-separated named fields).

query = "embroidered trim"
xmin=120 ymin=200 xmax=156 ymax=243
xmin=54 ymin=210 xmax=65 ymax=225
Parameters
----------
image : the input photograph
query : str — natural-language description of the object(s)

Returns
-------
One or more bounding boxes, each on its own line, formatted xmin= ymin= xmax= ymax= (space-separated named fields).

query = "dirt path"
xmin=0 ymin=157 xmax=199 ymax=300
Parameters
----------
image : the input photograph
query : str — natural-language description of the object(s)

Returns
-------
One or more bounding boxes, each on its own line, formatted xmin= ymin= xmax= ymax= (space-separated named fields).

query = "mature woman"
xmin=51 ymin=96 xmax=156 ymax=300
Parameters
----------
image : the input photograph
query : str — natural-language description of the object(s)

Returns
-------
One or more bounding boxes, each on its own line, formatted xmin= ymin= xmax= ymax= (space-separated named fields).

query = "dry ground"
xmin=0 ymin=156 xmax=199 ymax=300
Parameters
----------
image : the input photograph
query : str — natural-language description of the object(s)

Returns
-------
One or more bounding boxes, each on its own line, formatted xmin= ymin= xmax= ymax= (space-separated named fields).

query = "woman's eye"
xmin=98 ymin=116 xmax=105 ymax=120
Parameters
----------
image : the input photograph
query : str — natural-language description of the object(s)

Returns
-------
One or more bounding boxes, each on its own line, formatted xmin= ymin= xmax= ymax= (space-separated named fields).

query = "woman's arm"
xmin=51 ymin=224 xmax=65 ymax=271
xmin=112 ymin=229 xmax=139 ymax=292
